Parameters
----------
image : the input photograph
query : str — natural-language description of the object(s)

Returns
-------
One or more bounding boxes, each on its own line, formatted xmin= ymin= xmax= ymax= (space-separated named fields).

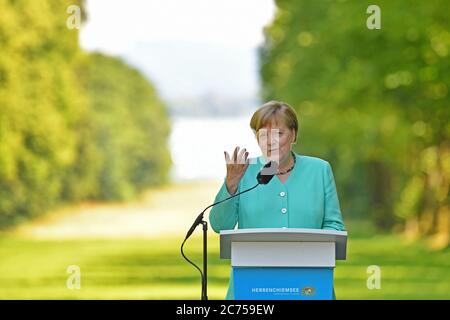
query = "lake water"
xmin=169 ymin=113 xmax=264 ymax=182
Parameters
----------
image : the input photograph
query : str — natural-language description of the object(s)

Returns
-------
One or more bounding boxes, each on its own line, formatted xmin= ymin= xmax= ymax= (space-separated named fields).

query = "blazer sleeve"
xmin=322 ymin=162 xmax=346 ymax=231
xmin=209 ymin=177 xmax=240 ymax=233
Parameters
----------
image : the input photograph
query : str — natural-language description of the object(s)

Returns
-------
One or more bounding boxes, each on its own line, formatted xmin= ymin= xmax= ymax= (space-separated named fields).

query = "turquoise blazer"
xmin=209 ymin=151 xmax=346 ymax=299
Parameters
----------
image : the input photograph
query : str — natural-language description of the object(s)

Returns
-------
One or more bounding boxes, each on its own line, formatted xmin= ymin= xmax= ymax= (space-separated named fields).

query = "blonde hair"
xmin=250 ymin=100 xmax=299 ymax=143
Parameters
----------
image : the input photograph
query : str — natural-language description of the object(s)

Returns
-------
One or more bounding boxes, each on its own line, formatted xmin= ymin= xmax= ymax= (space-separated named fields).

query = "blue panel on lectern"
xmin=233 ymin=267 xmax=334 ymax=300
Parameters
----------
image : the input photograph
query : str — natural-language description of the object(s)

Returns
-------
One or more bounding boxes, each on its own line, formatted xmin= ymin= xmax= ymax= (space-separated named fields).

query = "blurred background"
xmin=0 ymin=0 xmax=449 ymax=299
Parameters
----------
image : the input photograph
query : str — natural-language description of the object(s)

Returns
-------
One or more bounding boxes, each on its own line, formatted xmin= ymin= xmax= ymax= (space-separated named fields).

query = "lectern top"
xmin=220 ymin=228 xmax=347 ymax=260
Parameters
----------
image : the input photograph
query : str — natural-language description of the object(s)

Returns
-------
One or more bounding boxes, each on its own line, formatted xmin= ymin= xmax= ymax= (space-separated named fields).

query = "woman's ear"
xmin=290 ymin=129 xmax=297 ymax=144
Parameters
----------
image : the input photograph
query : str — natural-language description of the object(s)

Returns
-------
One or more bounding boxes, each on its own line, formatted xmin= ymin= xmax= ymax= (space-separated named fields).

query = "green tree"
xmin=0 ymin=0 xmax=173 ymax=227
xmin=80 ymin=52 xmax=172 ymax=200
xmin=260 ymin=0 xmax=449 ymax=248
xmin=0 ymin=0 xmax=87 ymax=225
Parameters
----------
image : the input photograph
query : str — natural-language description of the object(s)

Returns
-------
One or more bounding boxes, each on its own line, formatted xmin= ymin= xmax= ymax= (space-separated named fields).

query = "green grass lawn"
xmin=0 ymin=220 xmax=449 ymax=299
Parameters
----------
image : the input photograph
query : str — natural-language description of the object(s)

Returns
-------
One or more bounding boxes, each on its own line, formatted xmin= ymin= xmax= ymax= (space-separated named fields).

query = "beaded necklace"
xmin=276 ymin=151 xmax=296 ymax=175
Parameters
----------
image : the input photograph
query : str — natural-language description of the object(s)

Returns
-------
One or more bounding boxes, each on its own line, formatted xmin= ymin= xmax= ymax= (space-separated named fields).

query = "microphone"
xmin=256 ymin=160 xmax=278 ymax=185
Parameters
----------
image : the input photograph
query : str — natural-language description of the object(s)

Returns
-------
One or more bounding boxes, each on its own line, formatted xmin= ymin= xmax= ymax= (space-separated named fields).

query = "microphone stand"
xmin=201 ymin=220 xmax=208 ymax=300
xmin=181 ymin=210 xmax=209 ymax=300
xmin=181 ymin=160 xmax=276 ymax=300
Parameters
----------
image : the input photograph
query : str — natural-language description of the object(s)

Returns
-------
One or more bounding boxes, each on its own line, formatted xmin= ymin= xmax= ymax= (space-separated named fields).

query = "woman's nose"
xmin=269 ymin=134 xmax=279 ymax=146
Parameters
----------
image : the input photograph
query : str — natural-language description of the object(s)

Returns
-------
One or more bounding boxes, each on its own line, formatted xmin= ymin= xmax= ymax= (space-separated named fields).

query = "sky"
xmin=80 ymin=0 xmax=276 ymax=99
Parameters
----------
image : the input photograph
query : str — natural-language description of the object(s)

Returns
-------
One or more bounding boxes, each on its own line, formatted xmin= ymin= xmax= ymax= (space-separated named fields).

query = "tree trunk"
xmin=367 ymin=160 xmax=395 ymax=230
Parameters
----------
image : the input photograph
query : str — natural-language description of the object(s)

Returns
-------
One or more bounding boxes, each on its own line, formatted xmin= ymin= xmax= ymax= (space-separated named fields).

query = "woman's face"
xmin=256 ymin=117 xmax=296 ymax=163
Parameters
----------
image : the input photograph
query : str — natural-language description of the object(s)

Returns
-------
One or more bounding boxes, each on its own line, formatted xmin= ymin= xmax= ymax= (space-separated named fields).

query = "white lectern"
xmin=220 ymin=228 xmax=347 ymax=300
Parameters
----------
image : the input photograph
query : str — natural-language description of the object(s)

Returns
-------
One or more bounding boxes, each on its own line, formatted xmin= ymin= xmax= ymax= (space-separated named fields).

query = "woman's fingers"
xmin=224 ymin=151 xmax=230 ymax=164
xmin=224 ymin=147 xmax=250 ymax=185
xmin=233 ymin=146 xmax=240 ymax=163
xmin=225 ymin=146 xmax=249 ymax=166
xmin=237 ymin=147 xmax=247 ymax=164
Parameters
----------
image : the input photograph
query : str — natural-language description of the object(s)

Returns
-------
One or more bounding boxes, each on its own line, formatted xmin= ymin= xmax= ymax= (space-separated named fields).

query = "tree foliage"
xmin=0 ymin=0 xmax=172 ymax=226
xmin=260 ymin=0 xmax=449 ymax=247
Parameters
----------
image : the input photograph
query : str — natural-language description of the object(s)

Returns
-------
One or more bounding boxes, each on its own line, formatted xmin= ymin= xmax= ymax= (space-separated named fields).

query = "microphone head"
xmin=256 ymin=160 xmax=278 ymax=185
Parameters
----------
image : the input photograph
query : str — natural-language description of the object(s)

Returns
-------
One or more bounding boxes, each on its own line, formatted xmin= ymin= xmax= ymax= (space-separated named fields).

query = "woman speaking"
xmin=209 ymin=100 xmax=346 ymax=300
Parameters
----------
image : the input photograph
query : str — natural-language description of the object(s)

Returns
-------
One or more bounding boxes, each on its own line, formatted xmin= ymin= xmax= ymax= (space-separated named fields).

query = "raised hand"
xmin=224 ymin=146 xmax=249 ymax=195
